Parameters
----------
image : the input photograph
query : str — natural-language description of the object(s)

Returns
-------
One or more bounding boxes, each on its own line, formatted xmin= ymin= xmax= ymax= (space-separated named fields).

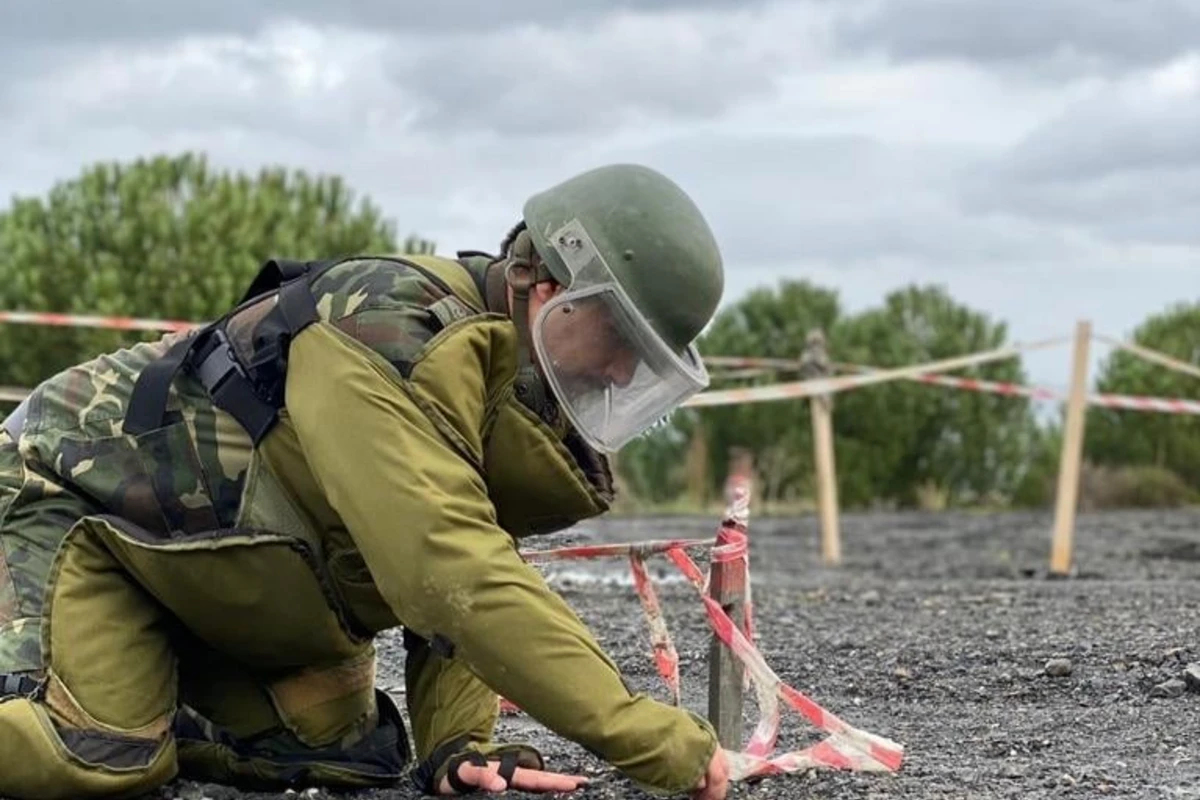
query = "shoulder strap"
xmin=123 ymin=259 xmax=323 ymax=443
xmin=238 ymin=258 xmax=325 ymax=305
xmin=124 ymin=254 xmax=488 ymax=446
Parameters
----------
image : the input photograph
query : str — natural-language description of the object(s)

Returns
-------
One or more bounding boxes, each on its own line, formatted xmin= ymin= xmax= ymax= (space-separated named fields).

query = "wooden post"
xmin=801 ymin=329 xmax=841 ymax=565
xmin=706 ymin=564 xmax=744 ymax=749
xmin=708 ymin=475 xmax=749 ymax=750
xmin=1050 ymin=319 xmax=1092 ymax=576
xmin=811 ymin=394 xmax=841 ymax=565
xmin=685 ymin=424 xmax=711 ymax=508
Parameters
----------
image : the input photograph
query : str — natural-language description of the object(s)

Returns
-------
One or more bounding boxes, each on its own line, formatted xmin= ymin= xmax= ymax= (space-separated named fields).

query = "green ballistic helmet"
xmin=519 ymin=164 xmax=726 ymax=453
xmin=522 ymin=163 xmax=724 ymax=353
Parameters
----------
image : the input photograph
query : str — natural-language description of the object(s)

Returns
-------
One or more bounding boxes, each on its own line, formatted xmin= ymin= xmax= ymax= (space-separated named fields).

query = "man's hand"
xmin=439 ymin=758 xmax=590 ymax=795
xmin=691 ymin=748 xmax=730 ymax=800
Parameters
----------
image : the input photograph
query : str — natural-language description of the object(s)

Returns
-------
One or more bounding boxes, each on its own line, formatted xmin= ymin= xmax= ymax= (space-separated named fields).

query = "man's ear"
xmin=532 ymin=280 xmax=562 ymax=302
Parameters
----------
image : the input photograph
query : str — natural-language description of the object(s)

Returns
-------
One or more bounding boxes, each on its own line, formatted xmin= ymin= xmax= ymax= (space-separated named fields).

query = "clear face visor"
xmin=531 ymin=219 xmax=709 ymax=453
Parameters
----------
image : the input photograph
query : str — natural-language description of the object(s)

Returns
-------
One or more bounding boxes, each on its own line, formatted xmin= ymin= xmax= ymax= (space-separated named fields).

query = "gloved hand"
xmin=412 ymin=738 xmax=588 ymax=796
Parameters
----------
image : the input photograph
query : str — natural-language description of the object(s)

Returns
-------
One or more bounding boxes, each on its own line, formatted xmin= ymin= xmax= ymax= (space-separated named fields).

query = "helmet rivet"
xmin=623 ymin=249 xmax=635 ymax=261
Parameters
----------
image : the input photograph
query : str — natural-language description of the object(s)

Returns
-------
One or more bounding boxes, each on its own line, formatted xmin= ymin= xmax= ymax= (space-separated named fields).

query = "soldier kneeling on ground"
xmin=0 ymin=163 xmax=731 ymax=799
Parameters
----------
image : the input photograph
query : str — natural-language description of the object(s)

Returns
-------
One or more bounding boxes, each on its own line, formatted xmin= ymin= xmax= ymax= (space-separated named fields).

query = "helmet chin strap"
xmin=487 ymin=229 xmax=563 ymax=431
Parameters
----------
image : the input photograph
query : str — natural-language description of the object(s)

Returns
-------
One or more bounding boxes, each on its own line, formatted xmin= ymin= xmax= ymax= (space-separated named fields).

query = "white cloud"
xmin=961 ymin=52 xmax=1200 ymax=246
xmin=0 ymin=0 xmax=1196 ymax=392
xmin=833 ymin=0 xmax=1200 ymax=73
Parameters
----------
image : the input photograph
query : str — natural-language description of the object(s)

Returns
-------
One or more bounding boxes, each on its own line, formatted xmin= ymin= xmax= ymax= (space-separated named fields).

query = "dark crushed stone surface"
xmin=155 ymin=509 xmax=1199 ymax=799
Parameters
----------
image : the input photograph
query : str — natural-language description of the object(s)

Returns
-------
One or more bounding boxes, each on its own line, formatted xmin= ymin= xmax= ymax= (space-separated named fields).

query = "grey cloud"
xmin=6 ymin=6 xmax=791 ymax=143
xmin=983 ymin=93 xmax=1200 ymax=182
xmin=834 ymin=0 xmax=1200 ymax=71
xmin=964 ymin=166 xmax=1200 ymax=248
xmin=0 ymin=0 xmax=756 ymax=45
xmin=3 ymin=47 xmax=393 ymax=151
xmin=961 ymin=83 xmax=1200 ymax=246
xmin=387 ymin=12 xmax=788 ymax=136
xmin=606 ymin=133 xmax=1083 ymax=271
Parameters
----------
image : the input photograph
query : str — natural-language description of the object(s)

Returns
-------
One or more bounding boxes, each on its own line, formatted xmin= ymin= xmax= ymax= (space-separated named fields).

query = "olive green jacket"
xmin=11 ymin=253 xmax=717 ymax=795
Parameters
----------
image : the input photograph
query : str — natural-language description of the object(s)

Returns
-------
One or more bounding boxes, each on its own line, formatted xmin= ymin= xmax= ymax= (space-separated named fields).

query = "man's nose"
xmin=606 ymin=352 xmax=638 ymax=388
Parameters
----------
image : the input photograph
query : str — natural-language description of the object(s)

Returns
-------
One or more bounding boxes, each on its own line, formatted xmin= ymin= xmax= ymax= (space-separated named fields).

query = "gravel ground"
xmin=158 ymin=508 xmax=1199 ymax=800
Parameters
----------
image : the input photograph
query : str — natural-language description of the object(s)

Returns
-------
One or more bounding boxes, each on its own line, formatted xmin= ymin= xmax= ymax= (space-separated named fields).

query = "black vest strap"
xmin=0 ymin=672 xmax=42 ymax=699
xmin=238 ymin=258 xmax=316 ymax=305
xmin=123 ymin=258 xmax=324 ymax=445
xmin=122 ymin=333 xmax=204 ymax=437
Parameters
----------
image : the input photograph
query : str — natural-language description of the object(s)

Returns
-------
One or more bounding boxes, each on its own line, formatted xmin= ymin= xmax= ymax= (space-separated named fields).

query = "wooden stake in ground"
xmin=801 ymin=330 xmax=841 ymax=565
xmin=1050 ymin=319 xmax=1092 ymax=576
xmin=707 ymin=561 xmax=745 ymax=749
xmin=708 ymin=476 xmax=750 ymax=750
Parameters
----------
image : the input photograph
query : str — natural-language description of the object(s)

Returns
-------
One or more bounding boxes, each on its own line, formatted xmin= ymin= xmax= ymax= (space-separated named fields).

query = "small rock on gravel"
xmin=1150 ymin=678 xmax=1187 ymax=698
xmin=1045 ymin=658 xmax=1074 ymax=677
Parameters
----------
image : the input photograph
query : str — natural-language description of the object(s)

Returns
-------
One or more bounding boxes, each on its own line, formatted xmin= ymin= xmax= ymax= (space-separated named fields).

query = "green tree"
xmin=616 ymin=423 xmax=694 ymax=506
xmin=697 ymin=280 xmax=842 ymax=505
xmin=616 ymin=281 xmax=1042 ymax=510
xmin=615 ymin=280 xmax=843 ymax=506
xmin=0 ymin=152 xmax=431 ymax=396
xmin=832 ymin=285 xmax=1040 ymax=507
xmin=1084 ymin=301 xmax=1200 ymax=488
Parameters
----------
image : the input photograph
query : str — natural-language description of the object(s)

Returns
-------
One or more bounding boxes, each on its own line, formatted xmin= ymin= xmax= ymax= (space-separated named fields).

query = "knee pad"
xmin=174 ymin=688 xmax=411 ymax=791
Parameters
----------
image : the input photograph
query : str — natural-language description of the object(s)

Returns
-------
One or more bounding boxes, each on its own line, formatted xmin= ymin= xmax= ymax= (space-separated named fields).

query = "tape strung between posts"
xmin=832 ymin=365 xmax=1200 ymax=417
xmin=516 ymin=486 xmax=906 ymax=782
xmin=683 ymin=336 xmax=1070 ymax=408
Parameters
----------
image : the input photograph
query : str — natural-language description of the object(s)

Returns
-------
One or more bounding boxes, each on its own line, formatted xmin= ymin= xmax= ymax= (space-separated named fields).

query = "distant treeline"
xmin=3 ymin=153 xmax=1197 ymax=511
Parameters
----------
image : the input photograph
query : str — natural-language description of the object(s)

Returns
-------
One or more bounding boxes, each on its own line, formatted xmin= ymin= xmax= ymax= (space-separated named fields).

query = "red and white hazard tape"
xmin=1086 ymin=391 xmax=1200 ymax=415
xmin=515 ymin=482 xmax=905 ymax=781
xmin=836 ymin=365 xmax=1200 ymax=417
xmin=0 ymin=310 xmax=199 ymax=333
xmin=683 ymin=336 xmax=1070 ymax=408
xmin=4 ymin=309 xmax=1190 ymax=416
xmin=629 ymin=553 xmax=683 ymax=707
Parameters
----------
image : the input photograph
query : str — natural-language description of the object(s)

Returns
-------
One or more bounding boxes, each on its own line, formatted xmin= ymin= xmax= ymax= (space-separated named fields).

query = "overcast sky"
xmin=2 ymin=0 xmax=1198 ymax=396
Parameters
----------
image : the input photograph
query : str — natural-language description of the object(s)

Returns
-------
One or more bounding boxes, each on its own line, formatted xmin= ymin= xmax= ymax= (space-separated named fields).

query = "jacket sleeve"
xmin=401 ymin=627 xmax=499 ymax=756
xmin=283 ymin=321 xmax=718 ymax=796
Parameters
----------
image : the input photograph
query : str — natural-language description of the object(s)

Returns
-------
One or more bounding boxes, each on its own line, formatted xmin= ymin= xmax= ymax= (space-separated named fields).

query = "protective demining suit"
xmin=0 ymin=250 xmax=720 ymax=798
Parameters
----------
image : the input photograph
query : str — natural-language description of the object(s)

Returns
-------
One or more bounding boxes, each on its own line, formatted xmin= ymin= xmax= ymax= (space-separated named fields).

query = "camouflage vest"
xmin=20 ymin=253 xmax=613 ymax=636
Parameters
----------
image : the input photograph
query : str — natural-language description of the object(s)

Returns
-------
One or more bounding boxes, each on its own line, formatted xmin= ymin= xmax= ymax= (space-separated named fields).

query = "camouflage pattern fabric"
xmin=0 ymin=429 xmax=97 ymax=673
xmin=0 ymin=253 xmax=710 ymax=800
xmin=308 ymin=257 xmax=477 ymax=368
xmin=2 ymin=256 xmax=475 ymax=675
xmin=18 ymin=332 xmax=251 ymax=536
xmin=17 ymin=257 xmax=472 ymax=536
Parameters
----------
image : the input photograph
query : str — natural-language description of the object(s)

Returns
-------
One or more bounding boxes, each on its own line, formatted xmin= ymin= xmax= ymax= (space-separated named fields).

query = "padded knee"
xmin=174 ymin=688 xmax=411 ymax=791
xmin=0 ymin=695 xmax=176 ymax=800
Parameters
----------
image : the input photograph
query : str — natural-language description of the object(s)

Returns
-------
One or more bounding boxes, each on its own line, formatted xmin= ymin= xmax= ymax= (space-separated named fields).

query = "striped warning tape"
xmin=0 ymin=310 xmax=199 ymax=333
xmin=514 ymin=483 xmax=905 ymax=781
xmin=683 ymin=336 xmax=1070 ymax=407
xmin=834 ymin=365 xmax=1200 ymax=416
xmin=5 ymin=369 xmax=1197 ymax=416
xmin=1 ymin=308 xmax=1192 ymax=416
